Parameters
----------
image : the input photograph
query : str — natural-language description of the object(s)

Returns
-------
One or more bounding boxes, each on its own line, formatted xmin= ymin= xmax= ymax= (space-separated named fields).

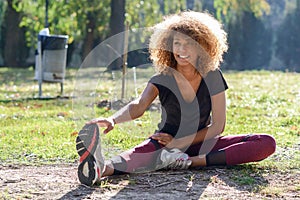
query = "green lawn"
xmin=0 ymin=67 xmax=299 ymax=172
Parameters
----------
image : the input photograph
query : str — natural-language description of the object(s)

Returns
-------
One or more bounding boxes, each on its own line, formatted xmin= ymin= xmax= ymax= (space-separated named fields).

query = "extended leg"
xmin=108 ymin=138 xmax=192 ymax=175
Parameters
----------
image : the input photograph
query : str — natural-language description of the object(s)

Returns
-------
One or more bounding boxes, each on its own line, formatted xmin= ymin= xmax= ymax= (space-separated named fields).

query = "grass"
xmin=0 ymin=67 xmax=299 ymax=172
xmin=224 ymin=71 xmax=300 ymax=171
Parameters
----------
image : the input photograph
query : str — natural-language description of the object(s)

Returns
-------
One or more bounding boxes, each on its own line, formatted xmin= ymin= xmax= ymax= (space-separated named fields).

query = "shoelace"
xmin=167 ymin=159 xmax=192 ymax=170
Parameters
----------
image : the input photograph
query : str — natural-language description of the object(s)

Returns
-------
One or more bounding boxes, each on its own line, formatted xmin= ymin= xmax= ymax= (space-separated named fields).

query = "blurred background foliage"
xmin=0 ymin=0 xmax=299 ymax=72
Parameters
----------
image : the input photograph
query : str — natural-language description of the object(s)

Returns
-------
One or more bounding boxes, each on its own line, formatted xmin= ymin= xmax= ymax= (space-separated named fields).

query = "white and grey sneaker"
xmin=76 ymin=124 xmax=105 ymax=186
xmin=156 ymin=148 xmax=192 ymax=170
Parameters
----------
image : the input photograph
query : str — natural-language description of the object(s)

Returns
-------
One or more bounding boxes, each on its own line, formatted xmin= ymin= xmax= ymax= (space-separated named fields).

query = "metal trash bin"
xmin=36 ymin=34 xmax=68 ymax=97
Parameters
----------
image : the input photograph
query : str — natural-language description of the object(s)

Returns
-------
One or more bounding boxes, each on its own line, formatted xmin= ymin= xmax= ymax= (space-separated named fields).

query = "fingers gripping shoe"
xmin=156 ymin=148 xmax=192 ymax=170
xmin=76 ymin=124 xmax=104 ymax=186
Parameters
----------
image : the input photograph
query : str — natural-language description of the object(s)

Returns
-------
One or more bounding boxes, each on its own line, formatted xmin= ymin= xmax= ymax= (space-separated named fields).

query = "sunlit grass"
xmin=0 ymin=67 xmax=299 ymax=172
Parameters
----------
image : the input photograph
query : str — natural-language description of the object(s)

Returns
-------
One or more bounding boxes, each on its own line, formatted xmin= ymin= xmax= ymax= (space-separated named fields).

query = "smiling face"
xmin=172 ymin=33 xmax=199 ymax=70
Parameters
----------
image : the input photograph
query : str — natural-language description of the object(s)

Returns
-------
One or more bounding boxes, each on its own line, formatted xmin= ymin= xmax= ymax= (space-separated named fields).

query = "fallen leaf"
xmin=57 ymin=112 xmax=68 ymax=117
xmin=71 ymin=131 xmax=78 ymax=137
xmin=290 ymin=126 xmax=298 ymax=131
xmin=41 ymin=132 xmax=47 ymax=136
xmin=33 ymin=103 xmax=43 ymax=108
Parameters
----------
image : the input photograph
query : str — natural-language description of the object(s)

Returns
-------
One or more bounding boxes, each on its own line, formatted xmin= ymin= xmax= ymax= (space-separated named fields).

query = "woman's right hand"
xmin=86 ymin=117 xmax=115 ymax=134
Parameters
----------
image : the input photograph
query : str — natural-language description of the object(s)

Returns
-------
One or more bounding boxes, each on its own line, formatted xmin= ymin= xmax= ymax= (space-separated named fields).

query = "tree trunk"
xmin=2 ymin=0 xmax=28 ymax=67
xmin=186 ymin=0 xmax=194 ymax=10
xmin=107 ymin=0 xmax=125 ymax=70
xmin=158 ymin=0 xmax=165 ymax=14
xmin=82 ymin=12 xmax=96 ymax=60
xmin=109 ymin=0 xmax=125 ymax=37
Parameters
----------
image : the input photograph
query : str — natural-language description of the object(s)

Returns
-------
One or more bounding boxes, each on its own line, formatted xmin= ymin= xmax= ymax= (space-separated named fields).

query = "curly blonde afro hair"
xmin=149 ymin=11 xmax=228 ymax=76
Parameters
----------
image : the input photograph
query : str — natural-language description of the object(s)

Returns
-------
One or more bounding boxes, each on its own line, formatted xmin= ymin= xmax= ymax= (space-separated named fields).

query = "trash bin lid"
xmin=38 ymin=35 xmax=68 ymax=50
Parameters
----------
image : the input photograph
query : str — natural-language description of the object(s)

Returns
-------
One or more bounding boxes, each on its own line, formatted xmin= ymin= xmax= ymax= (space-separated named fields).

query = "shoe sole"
xmin=76 ymin=124 xmax=101 ymax=186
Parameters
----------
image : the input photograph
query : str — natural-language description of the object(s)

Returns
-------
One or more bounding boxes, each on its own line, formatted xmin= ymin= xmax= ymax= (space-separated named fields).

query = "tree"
xmin=210 ymin=0 xmax=272 ymax=70
xmin=0 ymin=1 xmax=6 ymax=65
xmin=186 ymin=0 xmax=195 ymax=10
xmin=1 ymin=0 xmax=278 ymax=70
xmin=1 ymin=0 xmax=28 ymax=67
xmin=224 ymin=11 xmax=272 ymax=70
xmin=214 ymin=0 xmax=270 ymax=22
xmin=110 ymin=0 xmax=125 ymax=37
xmin=13 ymin=0 xmax=111 ymax=61
xmin=124 ymin=0 xmax=185 ymax=68
xmin=107 ymin=0 xmax=126 ymax=70
xmin=275 ymin=0 xmax=300 ymax=72
xmin=77 ymin=0 xmax=111 ymax=59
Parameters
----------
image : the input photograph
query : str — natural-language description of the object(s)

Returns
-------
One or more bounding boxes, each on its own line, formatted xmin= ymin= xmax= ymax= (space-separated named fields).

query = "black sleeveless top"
xmin=149 ymin=69 xmax=228 ymax=139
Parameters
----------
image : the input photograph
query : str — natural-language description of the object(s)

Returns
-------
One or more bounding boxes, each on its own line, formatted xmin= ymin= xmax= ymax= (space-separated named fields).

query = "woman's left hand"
xmin=151 ymin=133 xmax=178 ymax=148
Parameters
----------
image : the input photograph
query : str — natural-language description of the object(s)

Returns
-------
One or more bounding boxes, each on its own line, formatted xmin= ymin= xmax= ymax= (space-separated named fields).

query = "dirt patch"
xmin=0 ymin=164 xmax=299 ymax=200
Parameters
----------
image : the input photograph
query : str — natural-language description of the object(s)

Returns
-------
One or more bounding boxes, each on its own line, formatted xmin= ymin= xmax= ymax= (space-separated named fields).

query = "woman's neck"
xmin=176 ymin=64 xmax=199 ymax=81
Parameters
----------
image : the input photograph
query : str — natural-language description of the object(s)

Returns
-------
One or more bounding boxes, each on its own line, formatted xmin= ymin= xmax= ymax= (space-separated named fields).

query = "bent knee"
xmin=259 ymin=134 xmax=276 ymax=157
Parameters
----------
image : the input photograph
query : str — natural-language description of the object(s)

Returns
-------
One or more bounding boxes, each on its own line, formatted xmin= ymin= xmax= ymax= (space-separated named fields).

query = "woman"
xmin=76 ymin=11 xmax=276 ymax=186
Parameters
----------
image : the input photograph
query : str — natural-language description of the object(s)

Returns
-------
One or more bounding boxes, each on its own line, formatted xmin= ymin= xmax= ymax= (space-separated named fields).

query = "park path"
xmin=0 ymin=164 xmax=299 ymax=199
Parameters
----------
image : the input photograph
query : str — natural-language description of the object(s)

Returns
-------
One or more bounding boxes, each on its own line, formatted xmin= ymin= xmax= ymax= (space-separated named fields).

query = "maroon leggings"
xmin=111 ymin=134 xmax=276 ymax=174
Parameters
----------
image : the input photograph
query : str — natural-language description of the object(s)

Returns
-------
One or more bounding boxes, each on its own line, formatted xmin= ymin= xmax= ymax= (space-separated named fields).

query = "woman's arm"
xmin=152 ymin=91 xmax=226 ymax=149
xmin=112 ymin=83 xmax=158 ymax=124
xmin=88 ymin=83 xmax=158 ymax=134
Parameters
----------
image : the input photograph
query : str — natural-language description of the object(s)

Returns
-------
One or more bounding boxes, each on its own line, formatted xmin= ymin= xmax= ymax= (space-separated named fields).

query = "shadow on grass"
xmin=0 ymin=96 xmax=74 ymax=103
